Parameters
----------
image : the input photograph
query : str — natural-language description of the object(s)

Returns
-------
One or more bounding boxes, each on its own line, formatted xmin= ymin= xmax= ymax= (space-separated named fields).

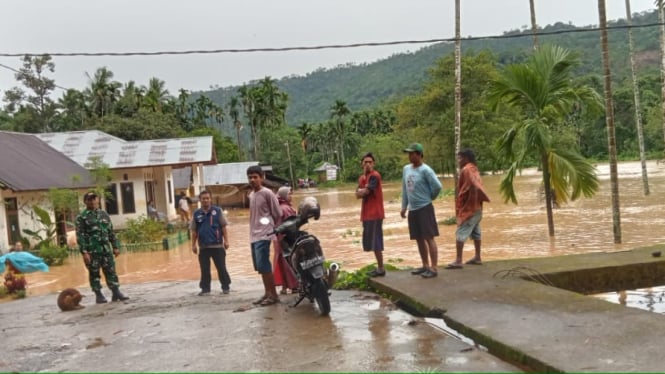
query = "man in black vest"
xmin=190 ymin=190 xmax=231 ymax=295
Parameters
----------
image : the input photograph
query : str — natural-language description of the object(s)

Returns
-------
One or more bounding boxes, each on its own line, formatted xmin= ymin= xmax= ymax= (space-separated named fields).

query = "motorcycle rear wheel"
xmin=312 ymin=278 xmax=331 ymax=316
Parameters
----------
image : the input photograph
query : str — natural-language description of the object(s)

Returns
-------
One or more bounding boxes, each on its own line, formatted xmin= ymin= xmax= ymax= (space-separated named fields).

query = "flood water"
xmin=594 ymin=285 xmax=665 ymax=314
xmin=22 ymin=160 xmax=665 ymax=297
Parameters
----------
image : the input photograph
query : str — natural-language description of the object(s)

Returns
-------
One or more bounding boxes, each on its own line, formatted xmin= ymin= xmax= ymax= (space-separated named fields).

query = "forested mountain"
xmin=199 ymin=9 xmax=661 ymax=126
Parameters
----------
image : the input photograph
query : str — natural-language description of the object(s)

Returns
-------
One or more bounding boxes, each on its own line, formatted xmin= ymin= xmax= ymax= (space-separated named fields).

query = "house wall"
xmin=105 ymin=166 xmax=178 ymax=229
xmin=152 ymin=166 xmax=178 ymax=220
xmin=0 ymin=189 xmax=87 ymax=251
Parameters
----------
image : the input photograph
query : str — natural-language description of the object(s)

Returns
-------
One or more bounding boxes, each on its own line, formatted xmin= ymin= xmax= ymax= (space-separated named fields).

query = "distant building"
xmin=36 ymin=130 xmax=217 ymax=229
xmin=313 ymin=162 xmax=339 ymax=183
xmin=177 ymin=162 xmax=289 ymax=208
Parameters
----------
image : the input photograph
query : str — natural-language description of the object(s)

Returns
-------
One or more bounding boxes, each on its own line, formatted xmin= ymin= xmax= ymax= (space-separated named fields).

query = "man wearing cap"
xmin=400 ymin=143 xmax=442 ymax=278
xmin=76 ymin=191 xmax=129 ymax=303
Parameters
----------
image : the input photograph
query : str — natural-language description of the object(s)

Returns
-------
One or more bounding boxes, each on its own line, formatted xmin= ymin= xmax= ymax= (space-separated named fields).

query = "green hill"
xmin=199 ymin=9 xmax=661 ymax=127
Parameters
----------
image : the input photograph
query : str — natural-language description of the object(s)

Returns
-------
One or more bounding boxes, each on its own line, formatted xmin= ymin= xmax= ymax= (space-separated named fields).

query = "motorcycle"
xmin=271 ymin=196 xmax=339 ymax=316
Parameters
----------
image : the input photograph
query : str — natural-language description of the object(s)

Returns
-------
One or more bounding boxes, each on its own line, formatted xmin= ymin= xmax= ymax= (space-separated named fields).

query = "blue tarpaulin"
xmin=0 ymin=252 xmax=49 ymax=274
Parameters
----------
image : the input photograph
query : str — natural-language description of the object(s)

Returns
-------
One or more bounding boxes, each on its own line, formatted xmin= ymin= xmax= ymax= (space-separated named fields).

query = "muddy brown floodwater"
xmin=23 ymin=160 xmax=665 ymax=296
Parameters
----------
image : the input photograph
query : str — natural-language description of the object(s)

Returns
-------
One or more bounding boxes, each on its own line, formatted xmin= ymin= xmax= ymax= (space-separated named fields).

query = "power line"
xmin=0 ymin=22 xmax=660 ymax=58
xmin=0 ymin=62 xmax=70 ymax=91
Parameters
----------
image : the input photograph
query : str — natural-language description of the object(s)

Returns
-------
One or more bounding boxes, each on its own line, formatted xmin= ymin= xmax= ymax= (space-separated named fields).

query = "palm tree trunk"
xmin=541 ymin=154 xmax=555 ymax=237
xmin=529 ymin=0 xmax=539 ymax=50
xmin=659 ymin=0 xmax=665 ymax=144
xmin=598 ymin=0 xmax=622 ymax=244
xmin=454 ymin=0 xmax=462 ymax=193
xmin=625 ymin=0 xmax=650 ymax=195
xmin=235 ymin=121 xmax=243 ymax=161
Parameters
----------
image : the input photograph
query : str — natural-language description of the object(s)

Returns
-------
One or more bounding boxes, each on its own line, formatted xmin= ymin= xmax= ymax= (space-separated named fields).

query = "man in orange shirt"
xmin=448 ymin=149 xmax=490 ymax=269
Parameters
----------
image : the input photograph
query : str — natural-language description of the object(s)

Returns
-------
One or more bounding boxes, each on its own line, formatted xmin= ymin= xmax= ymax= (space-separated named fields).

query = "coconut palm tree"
xmin=330 ymin=100 xmax=351 ymax=171
xmin=238 ymin=85 xmax=259 ymax=160
xmin=143 ymin=77 xmax=170 ymax=113
xmin=625 ymin=0 xmax=650 ymax=195
xmin=598 ymin=0 xmax=622 ymax=243
xmin=56 ymin=88 xmax=86 ymax=131
xmin=84 ymin=67 xmax=120 ymax=120
xmin=488 ymin=45 xmax=603 ymax=237
xmin=228 ymin=95 xmax=243 ymax=160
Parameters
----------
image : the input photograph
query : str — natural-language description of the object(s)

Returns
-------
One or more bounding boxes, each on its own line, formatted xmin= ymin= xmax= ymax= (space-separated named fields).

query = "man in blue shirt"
xmin=190 ymin=190 xmax=231 ymax=296
xmin=400 ymin=143 xmax=442 ymax=278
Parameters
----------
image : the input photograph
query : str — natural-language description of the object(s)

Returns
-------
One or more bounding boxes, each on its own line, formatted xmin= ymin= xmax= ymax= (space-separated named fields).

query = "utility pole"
xmin=285 ymin=142 xmax=295 ymax=188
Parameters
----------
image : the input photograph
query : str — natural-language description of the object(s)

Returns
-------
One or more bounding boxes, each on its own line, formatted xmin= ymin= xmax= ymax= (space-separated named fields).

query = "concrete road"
xmin=0 ymin=279 xmax=519 ymax=372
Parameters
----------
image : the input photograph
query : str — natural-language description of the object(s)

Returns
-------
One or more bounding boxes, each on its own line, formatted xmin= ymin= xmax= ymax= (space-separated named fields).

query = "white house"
xmin=36 ymin=130 xmax=217 ymax=229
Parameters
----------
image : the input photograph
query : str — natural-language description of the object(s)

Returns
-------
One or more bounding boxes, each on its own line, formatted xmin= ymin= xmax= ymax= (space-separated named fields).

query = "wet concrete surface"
xmin=0 ymin=279 xmax=520 ymax=373
xmin=371 ymin=244 xmax=665 ymax=372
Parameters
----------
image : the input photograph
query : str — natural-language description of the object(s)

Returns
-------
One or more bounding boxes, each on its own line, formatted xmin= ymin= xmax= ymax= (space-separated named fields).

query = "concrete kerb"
xmin=369 ymin=243 xmax=665 ymax=372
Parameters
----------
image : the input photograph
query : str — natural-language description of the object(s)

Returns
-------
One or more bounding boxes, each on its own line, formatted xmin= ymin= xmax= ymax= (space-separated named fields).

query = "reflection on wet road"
xmin=24 ymin=160 xmax=665 ymax=296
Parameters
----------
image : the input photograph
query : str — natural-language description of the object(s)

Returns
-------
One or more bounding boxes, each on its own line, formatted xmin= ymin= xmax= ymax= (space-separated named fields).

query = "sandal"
xmin=252 ymin=295 xmax=268 ymax=305
xmin=444 ymin=263 xmax=464 ymax=270
xmin=259 ymin=297 xmax=280 ymax=306
xmin=280 ymin=289 xmax=288 ymax=295
xmin=368 ymin=269 xmax=386 ymax=277
xmin=465 ymin=258 xmax=483 ymax=265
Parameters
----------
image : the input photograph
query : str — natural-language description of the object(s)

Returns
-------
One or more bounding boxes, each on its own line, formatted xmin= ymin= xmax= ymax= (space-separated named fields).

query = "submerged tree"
xmin=488 ymin=45 xmax=603 ymax=237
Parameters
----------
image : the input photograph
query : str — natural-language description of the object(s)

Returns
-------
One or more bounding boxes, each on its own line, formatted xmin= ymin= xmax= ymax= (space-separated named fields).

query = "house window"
xmin=105 ymin=184 xmax=119 ymax=215
xmin=121 ymin=182 xmax=136 ymax=214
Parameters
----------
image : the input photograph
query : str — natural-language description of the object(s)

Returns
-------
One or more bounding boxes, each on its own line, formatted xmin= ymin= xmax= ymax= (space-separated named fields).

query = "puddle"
xmin=424 ymin=317 xmax=487 ymax=351
xmin=593 ymin=285 xmax=665 ymax=314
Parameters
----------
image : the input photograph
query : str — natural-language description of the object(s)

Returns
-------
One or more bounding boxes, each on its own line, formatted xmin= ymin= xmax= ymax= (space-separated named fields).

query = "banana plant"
xmin=22 ymin=205 xmax=57 ymax=249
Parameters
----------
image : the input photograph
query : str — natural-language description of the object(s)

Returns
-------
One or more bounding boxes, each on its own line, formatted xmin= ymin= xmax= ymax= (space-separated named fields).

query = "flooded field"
xmin=20 ymin=160 xmax=665 ymax=297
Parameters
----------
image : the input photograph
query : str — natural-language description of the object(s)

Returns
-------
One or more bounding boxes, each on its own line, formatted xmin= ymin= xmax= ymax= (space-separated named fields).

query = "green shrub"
xmin=439 ymin=216 xmax=457 ymax=226
xmin=332 ymin=263 xmax=401 ymax=291
xmin=39 ymin=245 xmax=69 ymax=266
xmin=118 ymin=216 xmax=167 ymax=244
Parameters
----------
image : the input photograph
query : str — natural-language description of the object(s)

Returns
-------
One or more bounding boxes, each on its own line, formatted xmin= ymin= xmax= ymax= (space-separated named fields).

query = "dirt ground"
xmin=0 ymin=279 xmax=519 ymax=372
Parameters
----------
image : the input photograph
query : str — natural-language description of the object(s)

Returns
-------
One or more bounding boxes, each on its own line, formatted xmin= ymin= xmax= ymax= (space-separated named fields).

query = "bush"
xmin=39 ymin=245 xmax=69 ymax=266
xmin=332 ymin=262 xmax=401 ymax=291
xmin=118 ymin=215 xmax=167 ymax=244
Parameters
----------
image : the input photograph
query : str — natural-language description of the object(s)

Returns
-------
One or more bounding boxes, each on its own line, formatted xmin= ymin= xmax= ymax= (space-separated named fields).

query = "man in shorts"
xmin=355 ymin=152 xmax=386 ymax=277
xmin=247 ymin=165 xmax=282 ymax=306
xmin=400 ymin=143 xmax=442 ymax=279
xmin=448 ymin=148 xmax=490 ymax=268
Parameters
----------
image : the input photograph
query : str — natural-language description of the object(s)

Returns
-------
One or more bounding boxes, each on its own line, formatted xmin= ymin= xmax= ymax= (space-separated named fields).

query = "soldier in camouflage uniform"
xmin=76 ymin=191 xmax=129 ymax=304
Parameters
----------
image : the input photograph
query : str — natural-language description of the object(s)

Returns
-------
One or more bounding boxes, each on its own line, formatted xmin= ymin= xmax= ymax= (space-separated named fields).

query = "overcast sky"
xmin=0 ymin=0 xmax=657 ymax=97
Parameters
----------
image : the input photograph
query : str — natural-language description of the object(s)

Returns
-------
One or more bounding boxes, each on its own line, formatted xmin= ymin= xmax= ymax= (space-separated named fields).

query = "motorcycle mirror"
xmin=259 ymin=217 xmax=270 ymax=225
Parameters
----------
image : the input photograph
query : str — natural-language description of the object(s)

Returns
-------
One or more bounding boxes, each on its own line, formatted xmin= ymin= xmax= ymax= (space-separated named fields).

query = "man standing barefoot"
xmin=448 ymin=149 xmax=490 ymax=268
xmin=355 ymin=152 xmax=386 ymax=277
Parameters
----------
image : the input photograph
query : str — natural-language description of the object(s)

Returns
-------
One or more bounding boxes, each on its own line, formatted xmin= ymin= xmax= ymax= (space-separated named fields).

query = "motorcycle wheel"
xmin=312 ymin=278 xmax=331 ymax=316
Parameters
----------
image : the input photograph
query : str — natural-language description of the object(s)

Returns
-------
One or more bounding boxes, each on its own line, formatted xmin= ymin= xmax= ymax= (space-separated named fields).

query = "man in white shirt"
xmin=179 ymin=191 xmax=190 ymax=222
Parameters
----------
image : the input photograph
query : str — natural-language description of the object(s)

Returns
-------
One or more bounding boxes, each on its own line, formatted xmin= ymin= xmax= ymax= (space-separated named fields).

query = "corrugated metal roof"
xmin=203 ymin=162 xmax=259 ymax=185
xmin=36 ymin=130 xmax=216 ymax=169
xmin=0 ymin=131 xmax=95 ymax=192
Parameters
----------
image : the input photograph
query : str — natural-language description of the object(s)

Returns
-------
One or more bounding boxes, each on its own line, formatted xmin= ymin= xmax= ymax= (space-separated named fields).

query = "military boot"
xmin=111 ymin=287 xmax=129 ymax=302
xmin=94 ymin=290 xmax=108 ymax=304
